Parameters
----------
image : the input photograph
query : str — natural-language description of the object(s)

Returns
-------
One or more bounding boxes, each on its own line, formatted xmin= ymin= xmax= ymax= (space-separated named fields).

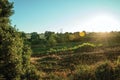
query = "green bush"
xmin=114 ymin=64 xmax=120 ymax=79
xmin=95 ymin=62 xmax=114 ymax=80
xmin=47 ymin=73 xmax=64 ymax=80
xmin=21 ymin=65 xmax=40 ymax=80
xmin=72 ymin=65 xmax=95 ymax=80
xmin=114 ymin=57 xmax=120 ymax=79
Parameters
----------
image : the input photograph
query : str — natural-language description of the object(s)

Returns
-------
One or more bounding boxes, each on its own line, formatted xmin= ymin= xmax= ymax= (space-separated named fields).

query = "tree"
xmin=69 ymin=34 xmax=75 ymax=41
xmin=0 ymin=0 xmax=39 ymax=80
xmin=44 ymin=31 xmax=57 ymax=46
xmin=48 ymin=34 xmax=57 ymax=46
xmin=30 ymin=32 xmax=40 ymax=44
xmin=44 ymin=31 xmax=55 ymax=40
xmin=0 ymin=0 xmax=23 ymax=79
xmin=31 ymin=32 xmax=39 ymax=40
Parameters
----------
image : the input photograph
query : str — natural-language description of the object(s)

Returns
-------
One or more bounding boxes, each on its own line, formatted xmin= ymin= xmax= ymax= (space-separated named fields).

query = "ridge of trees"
xmin=26 ymin=31 xmax=120 ymax=47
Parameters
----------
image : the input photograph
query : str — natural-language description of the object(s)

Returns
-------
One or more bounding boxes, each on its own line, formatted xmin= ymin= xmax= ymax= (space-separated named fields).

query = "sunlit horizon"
xmin=10 ymin=0 xmax=120 ymax=33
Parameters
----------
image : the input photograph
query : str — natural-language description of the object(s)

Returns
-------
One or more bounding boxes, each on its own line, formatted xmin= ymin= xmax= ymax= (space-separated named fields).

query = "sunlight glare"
xmin=83 ymin=13 xmax=120 ymax=32
xmin=79 ymin=31 xmax=85 ymax=37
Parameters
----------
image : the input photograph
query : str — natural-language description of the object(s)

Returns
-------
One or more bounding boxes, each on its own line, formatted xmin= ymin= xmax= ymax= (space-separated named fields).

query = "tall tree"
xmin=0 ymin=0 xmax=40 ymax=80
xmin=0 ymin=0 xmax=23 ymax=79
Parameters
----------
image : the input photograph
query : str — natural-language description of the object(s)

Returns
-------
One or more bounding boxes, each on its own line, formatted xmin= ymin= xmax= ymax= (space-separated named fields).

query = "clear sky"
xmin=10 ymin=0 xmax=120 ymax=33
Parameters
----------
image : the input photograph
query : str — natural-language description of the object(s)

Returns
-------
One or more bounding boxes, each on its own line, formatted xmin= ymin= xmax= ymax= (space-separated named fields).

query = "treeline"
xmin=22 ymin=31 xmax=120 ymax=47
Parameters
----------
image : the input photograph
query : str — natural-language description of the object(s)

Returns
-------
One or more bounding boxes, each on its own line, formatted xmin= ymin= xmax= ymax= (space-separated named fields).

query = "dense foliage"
xmin=0 ymin=0 xmax=39 ymax=80
xmin=25 ymin=31 xmax=120 ymax=55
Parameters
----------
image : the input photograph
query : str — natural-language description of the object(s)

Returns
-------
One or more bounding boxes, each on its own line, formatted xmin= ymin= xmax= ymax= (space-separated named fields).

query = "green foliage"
xmin=30 ymin=32 xmax=40 ymax=45
xmin=31 ymin=42 xmax=100 ymax=55
xmin=21 ymin=45 xmax=31 ymax=75
xmin=75 ymin=43 xmax=96 ymax=52
xmin=72 ymin=61 xmax=120 ymax=80
xmin=48 ymin=34 xmax=57 ymax=47
xmin=20 ymin=36 xmax=41 ymax=80
xmin=0 ymin=0 xmax=40 ymax=79
xmin=114 ymin=64 xmax=120 ymax=79
xmin=0 ymin=0 xmax=14 ymax=17
xmin=95 ymin=62 xmax=114 ymax=80
xmin=113 ymin=56 xmax=120 ymax=79
xmin=22 ymin=65 xmax=40 ymax=80
xmin=0 ymin=1 xmax=23 ymax=79
xmin=26 ymin=31 xmax=120 ymax=56
xmin=73 ymin=65 xmax=95 ymax=80
xmin=45 ymin=73 xmax=65 ymax=80
xmin=31 ymin=32 xmax=39 ymax=40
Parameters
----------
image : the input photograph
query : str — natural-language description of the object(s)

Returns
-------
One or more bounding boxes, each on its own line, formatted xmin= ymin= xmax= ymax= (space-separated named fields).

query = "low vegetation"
xmin=21 ymin=31 xmax=120 ymax=80
xmin=30 ymin=48 xmax=120 ymax=80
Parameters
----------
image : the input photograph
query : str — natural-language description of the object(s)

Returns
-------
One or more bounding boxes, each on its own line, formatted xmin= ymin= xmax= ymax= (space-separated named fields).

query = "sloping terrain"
xmin=31 ymin=47 xmax=120 ymax=80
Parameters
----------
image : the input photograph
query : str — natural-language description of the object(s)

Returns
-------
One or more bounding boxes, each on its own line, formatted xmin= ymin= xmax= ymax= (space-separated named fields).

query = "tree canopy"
xmin=0 ymin=0 xmax=39 ymax=80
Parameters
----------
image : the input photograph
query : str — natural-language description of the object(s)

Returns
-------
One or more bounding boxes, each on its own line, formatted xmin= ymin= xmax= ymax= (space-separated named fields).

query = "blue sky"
xmin=10 ymin=0 xmax=120 ymax=33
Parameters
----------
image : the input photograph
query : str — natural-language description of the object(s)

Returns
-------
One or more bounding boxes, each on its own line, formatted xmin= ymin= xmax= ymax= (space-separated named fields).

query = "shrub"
xmin=75 ymin=43 xmax=95 ymax=52
xmin=95 ymin=62 xmax=114 ymax=80
xmin=114 ymin=64 xmax=120 ymax=79
xmin=72 ymin=65 xmax=95 ymax=80
xmin=22 ymin=65 xmax=40 ymax=80
xmin=114 ymin=57 xmax=120 ymax=79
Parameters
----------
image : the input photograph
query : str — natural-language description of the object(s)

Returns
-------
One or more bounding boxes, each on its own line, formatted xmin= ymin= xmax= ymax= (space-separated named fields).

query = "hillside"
xmin=31 ymin=45 xmax=120 ymax=80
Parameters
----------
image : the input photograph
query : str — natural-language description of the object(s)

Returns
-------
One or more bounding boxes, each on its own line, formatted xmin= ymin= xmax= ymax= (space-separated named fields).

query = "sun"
xmin=84 ymin=13 xmax=120 ymax=32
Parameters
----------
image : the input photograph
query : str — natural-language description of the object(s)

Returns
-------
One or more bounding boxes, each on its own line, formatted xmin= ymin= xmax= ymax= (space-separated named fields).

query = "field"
xmin=30 ymin=40 xmax=120 ymax=80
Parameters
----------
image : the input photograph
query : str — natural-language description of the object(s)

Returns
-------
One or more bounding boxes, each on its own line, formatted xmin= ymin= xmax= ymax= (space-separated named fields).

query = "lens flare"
xmin=79 ymin=32 xmax=85 ymax=37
